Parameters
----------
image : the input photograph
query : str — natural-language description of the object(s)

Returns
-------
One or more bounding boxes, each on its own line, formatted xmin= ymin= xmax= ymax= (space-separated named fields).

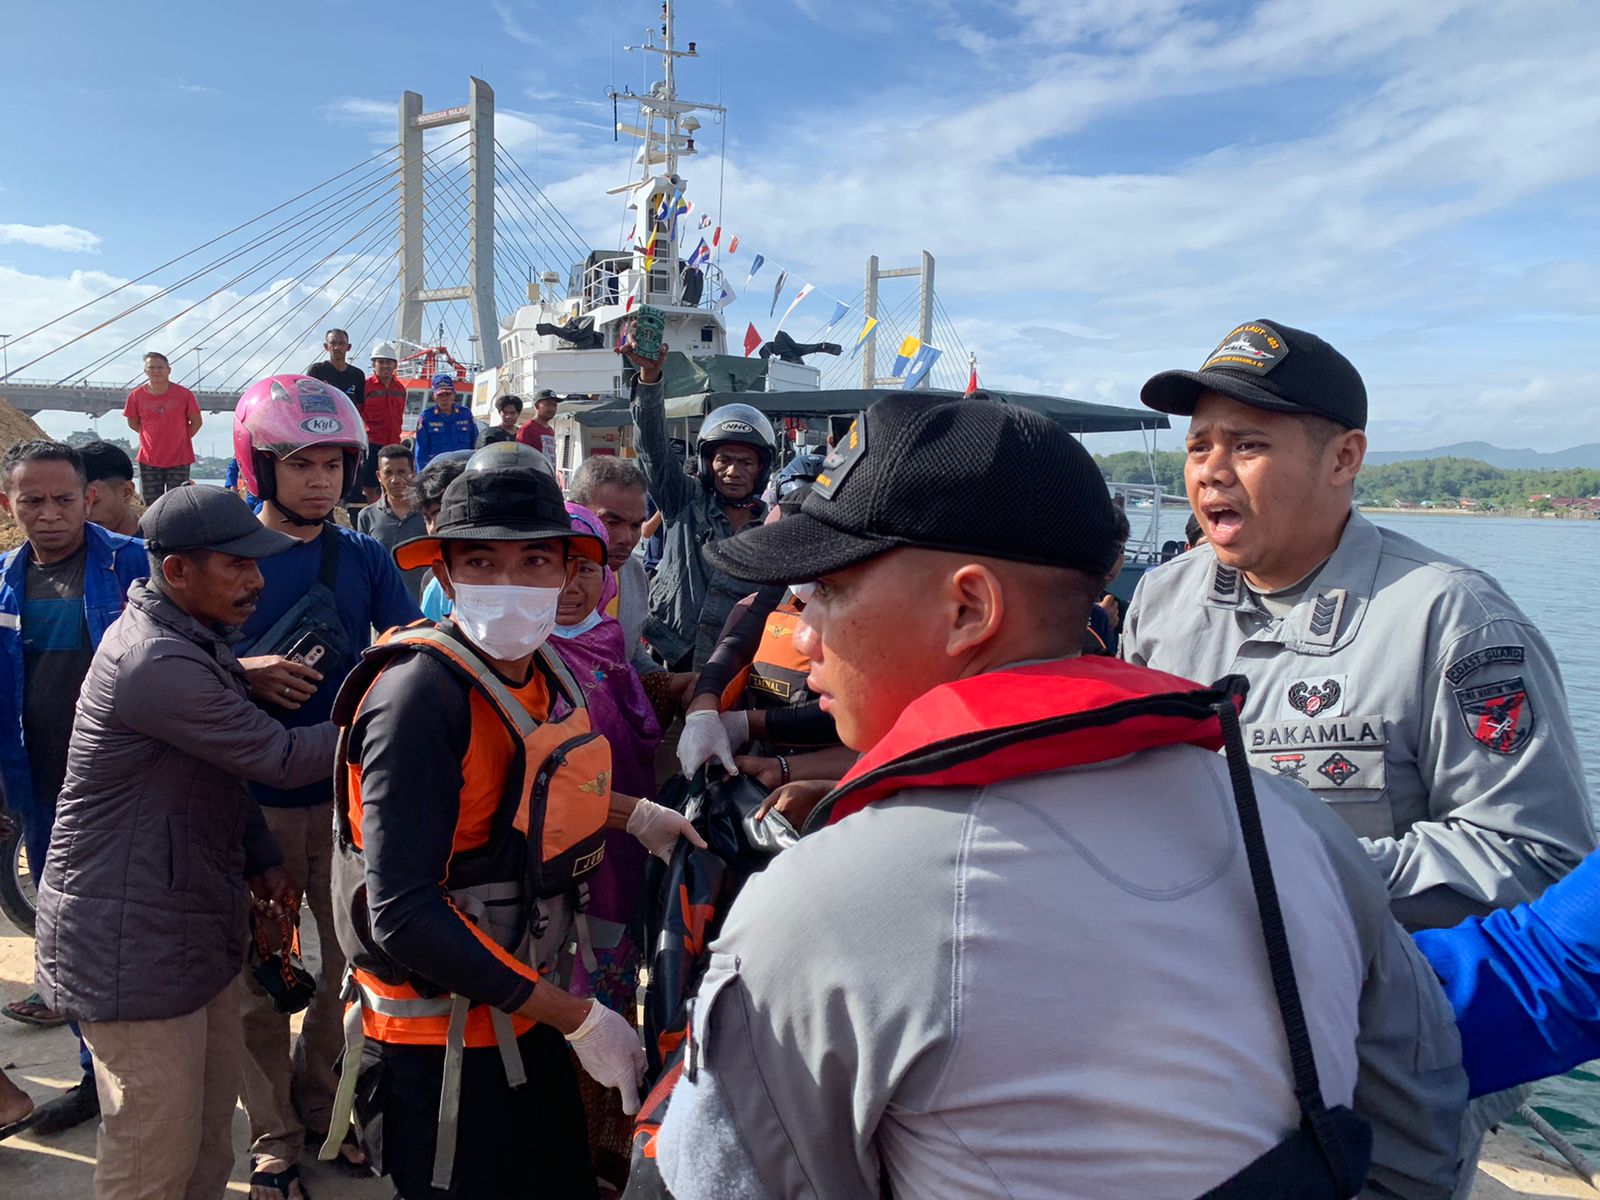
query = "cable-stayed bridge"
xmin=0 ymin=78 xmax=588 ymax=418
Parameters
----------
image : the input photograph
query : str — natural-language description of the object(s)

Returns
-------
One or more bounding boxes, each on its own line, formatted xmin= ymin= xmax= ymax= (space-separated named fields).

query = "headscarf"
xmin=549 ymin=502 xmax=661 ymax=929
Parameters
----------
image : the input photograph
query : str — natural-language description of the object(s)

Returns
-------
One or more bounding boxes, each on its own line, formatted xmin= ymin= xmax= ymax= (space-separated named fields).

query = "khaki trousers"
xmin=240 ymin=802 xmax=346 ymax=1164
xmin=79 ymin=977 xmax=243 ymax=1200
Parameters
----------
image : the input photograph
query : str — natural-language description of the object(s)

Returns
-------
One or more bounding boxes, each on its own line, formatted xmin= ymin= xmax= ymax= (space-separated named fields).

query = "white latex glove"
xmin=677 ymin=708 xmax=738 ymax=777
xmin=566 ymin=1000 xmax=646 ymax=1114
xmin=626 ymin=797 xmax=710 ymax=862
xmin=718 ymin=709 xmax=750 ymax=750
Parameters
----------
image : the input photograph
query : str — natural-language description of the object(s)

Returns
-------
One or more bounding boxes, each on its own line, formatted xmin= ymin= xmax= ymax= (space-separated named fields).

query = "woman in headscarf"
xmin=550 ymin=503 xmax=663 ymax=1186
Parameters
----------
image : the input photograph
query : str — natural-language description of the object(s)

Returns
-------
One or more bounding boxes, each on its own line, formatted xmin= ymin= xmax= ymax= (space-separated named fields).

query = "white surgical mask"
xmin=550 ymin=609 xmax=604 ymax=639
xmin=448 ymin=581 xmax=562 ymax=661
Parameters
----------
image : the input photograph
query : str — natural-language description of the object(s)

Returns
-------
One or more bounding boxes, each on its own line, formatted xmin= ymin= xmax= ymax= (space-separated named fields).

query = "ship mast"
xmin=606 ymin=2 xmax=725 ymax=309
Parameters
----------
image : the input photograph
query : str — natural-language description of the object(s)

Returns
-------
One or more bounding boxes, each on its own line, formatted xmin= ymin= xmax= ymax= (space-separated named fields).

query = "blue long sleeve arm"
xmin=1415 ymin=850 xmax=1600 ymax=1098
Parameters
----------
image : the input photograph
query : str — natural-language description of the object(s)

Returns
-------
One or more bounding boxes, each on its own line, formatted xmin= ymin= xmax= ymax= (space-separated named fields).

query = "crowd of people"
xmin=0 ymin=317 xmax=1597 ymax=1200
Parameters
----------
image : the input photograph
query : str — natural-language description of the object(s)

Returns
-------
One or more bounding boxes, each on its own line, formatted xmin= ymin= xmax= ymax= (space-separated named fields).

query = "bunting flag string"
xmin=711 ymin=226 xmax=722 ymax=247
xmin=825 ymin=300 xmax=851 ymax=331
xmin=848 ymin=316 xmax=878 ymax=359
xmin=745 ymin=254 xmax=765 ymax=286
xmin=743 ymin=322 xmax=763 ymax=357
xmin=902 ymin=344 xmax=943 ymax=389
xmin=775 ymin=282 xmax=815 ymax=332
xmin=964 ymin=360 xmax=979 ymax=396
xmin=769 ymin=269 xmax=790 ymax=316
xmin=687 ymin=238 xmax=711 ymax=268
xmin=716 ymin=285 xmax=737 ymax=310
xmin=728 ymin=236 xmax=739 ymax=254
xmin=698 ymin=213 xmax=713 ymax=229
xmin=891 ymin=335 xmax=921 ymax=378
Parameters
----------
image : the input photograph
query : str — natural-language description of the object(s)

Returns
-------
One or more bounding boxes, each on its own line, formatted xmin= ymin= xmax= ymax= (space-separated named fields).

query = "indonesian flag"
xmin=964 ymin=365 xmax=979 ymax=396
xmin=743 ymin=323 xmax=762 ymax=357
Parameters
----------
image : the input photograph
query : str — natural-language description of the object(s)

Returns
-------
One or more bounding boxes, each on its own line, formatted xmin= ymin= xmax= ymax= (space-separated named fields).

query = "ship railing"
xmin=1106 ymin=480 xmax=1182 ymax=565
xmin=575 ymin=258 xmax=729 ymax=314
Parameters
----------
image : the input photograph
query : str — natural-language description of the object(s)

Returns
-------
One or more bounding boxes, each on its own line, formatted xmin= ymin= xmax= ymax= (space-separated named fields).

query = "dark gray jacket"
xmin=631 ymin=378 xmax=767 ymax=669
xmin=35 ymin=580 xmax=336 ymax=1023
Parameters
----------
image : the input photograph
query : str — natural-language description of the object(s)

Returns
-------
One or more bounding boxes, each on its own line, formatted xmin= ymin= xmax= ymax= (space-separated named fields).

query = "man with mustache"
xmin=33 ymin=485 xmax=335 ymax=1199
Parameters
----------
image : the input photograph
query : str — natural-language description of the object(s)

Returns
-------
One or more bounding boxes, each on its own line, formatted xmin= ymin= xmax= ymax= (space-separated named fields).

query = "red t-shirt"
xmin=363 ymin=376 xmax=408 ymax=446
xmin=515 ymin=419 xmax=556 ymax=463
xmin=123 ymin=384 xmax=199 ymax=467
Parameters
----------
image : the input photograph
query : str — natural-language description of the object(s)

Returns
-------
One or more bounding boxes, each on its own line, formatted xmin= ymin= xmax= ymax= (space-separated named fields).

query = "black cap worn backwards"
xmin=139 ymin=485 xmax=300 ymax=559
xmin=703 ymin=393 xmax=1120 ymax=585
xmin=1140 ymin=319 xmax=1367 ymax=430
xmin=393 ymin=463 xmax=604 ymax=571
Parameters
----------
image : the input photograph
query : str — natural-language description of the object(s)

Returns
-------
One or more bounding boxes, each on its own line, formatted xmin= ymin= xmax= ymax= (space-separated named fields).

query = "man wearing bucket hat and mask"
xmin=648 ymin=393 xmax=1464 ymax=1200
xmin=321 ymin=453 xmax=702 ymax=1199
xmin=1121 ymin=321 xmax=1592 ymax=927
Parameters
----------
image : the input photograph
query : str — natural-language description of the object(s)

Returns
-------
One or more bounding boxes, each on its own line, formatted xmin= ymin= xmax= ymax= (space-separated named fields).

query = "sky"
xmin=1 ymin=0 xmax=1598 ymax=458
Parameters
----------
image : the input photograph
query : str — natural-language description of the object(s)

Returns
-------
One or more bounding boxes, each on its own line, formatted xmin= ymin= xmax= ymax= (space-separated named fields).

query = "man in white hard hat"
xmin=362 ymin=342 xmax=408 ymax=505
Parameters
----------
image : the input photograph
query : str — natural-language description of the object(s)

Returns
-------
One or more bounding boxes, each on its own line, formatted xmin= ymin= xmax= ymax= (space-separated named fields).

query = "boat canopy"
xmin=665 ymin=387 xmax=1169 ymax=434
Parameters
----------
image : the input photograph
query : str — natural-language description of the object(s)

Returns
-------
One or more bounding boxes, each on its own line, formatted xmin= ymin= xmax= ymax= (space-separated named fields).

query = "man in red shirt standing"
xmin=123 ymin=352 xmax=202 ymax=504
xmin=361 ymin=342 xmax=408 ymax=504
xmin=514 ymin=388 xmax=559 ymax=465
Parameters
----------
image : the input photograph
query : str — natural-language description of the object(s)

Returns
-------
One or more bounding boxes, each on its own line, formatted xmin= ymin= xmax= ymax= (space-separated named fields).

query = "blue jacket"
xmin=414 ymin=405 xmax=478 ymax=469
xmin=1416 ymin=850 xmax=1600 ymax=1098
xmin=0 ymin=524 xmax=146 ymax=821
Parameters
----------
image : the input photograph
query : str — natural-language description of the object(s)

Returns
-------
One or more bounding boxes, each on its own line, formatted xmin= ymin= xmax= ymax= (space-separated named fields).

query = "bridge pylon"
xmin=397 ymin=77 xmax=501 ymax=369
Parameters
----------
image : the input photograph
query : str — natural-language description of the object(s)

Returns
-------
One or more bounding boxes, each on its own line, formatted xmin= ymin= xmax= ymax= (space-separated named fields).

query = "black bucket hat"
xmin=393 ymin=465 xmax=603 ymax=571
xmin=1140 ymin=319 xmax=1367 ymax=430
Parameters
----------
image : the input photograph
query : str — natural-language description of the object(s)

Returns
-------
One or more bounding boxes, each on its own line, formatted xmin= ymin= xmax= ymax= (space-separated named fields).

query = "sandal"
xmin=249 ymin=1161 xmax=312 ymax=1200
xmin=2 ymin=992 xmax=68 ymax=1029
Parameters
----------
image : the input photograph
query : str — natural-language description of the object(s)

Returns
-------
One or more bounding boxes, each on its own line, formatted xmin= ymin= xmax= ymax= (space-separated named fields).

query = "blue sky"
xmin=2 ymin=0 xmax=1598 ymax=457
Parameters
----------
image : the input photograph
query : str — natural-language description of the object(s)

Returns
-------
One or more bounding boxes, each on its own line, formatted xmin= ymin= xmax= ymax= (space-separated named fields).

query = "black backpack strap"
xmin=317 ymin=522 xmax=341 ymax=589
xmin=1212 ymin=689 xmax=1369 ymax=1199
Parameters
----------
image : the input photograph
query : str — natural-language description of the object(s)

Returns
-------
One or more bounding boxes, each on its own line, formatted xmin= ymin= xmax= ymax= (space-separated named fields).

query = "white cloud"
xmin=0 ymin=224 xmax=102 ymax=253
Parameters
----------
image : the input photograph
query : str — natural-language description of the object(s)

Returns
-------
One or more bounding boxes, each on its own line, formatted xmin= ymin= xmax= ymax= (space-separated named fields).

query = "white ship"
xmin=472 ymin=1 xmax=820 ymax=474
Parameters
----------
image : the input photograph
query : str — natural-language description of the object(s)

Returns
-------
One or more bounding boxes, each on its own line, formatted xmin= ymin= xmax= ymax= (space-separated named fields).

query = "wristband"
xmin=777 ymin=755 xmax=791 ymax=785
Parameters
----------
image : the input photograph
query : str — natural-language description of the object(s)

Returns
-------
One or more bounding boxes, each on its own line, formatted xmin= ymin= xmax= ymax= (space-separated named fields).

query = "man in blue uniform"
xmin=414 ymin=374 xmax=478 ymax=470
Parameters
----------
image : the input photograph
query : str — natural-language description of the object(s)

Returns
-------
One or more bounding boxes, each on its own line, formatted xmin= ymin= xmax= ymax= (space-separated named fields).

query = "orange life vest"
xmin=720 ymin=599 xmax=814 ymax=711
xmin=329 ymin=623 xmax=612 ymax=1050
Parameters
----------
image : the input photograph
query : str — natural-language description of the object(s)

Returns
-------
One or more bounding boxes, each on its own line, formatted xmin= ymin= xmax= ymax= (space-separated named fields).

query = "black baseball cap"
xmin=1140 ymin=320 xmax=1367 ymax=430
xmin=140 ymin=485 xmax=300 ymax=558
xmin=394 ymin=463 xmax=603 ymax=570
xmin=704 ymin=393 xmax=1119 ymax=585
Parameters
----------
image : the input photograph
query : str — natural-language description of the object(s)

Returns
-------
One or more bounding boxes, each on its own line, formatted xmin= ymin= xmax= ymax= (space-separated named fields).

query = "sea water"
xmin=1148 ymin=510 xmax=1600 ymax=1153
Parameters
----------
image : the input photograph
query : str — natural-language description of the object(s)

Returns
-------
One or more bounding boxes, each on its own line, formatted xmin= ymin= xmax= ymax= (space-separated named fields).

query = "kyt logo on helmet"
xmin=233 ymin=374 xmax=366 ymax=524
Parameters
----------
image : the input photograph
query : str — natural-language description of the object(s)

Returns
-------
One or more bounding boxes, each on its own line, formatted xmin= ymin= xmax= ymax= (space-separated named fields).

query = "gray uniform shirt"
xmin=657 ymin=745 xmax=1465 ymax=1200
xmin=1122 ymin=511 xmax=1594 ymax=928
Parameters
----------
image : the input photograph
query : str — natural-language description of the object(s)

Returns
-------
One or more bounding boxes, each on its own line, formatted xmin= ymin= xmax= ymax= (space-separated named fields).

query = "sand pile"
xmin=0 ymin=396 xmax=49 ymax=551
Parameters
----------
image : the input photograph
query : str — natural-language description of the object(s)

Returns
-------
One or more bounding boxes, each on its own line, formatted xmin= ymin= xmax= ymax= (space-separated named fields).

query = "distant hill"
xmin=1365 ymin=442 xmax=1600 ymax=469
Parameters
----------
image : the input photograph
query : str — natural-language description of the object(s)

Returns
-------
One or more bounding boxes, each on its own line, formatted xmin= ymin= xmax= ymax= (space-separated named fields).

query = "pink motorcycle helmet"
xmin=233 ymin=374 xmax=366 ymax=503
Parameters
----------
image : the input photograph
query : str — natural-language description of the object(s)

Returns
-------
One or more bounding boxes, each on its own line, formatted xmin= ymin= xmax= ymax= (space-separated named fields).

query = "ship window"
xmin=701 ymin=325 xmax=714 ymax=343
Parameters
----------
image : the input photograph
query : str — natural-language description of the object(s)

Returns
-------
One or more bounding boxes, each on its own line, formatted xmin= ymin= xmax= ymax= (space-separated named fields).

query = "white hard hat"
xmin=371 ymin=341 xmax=398 ymax=361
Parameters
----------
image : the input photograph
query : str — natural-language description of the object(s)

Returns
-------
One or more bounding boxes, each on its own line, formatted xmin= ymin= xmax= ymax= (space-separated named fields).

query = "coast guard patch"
xmin=1201 ymin=322 xmax=1288 ymax=376
xmin=1282 ymin=674 xmax=1347 ymax=719
xmin=813 ymin=413 xmax=867 ymax=500
xmin=1455 ymin=677 xmax=1534 ymax=754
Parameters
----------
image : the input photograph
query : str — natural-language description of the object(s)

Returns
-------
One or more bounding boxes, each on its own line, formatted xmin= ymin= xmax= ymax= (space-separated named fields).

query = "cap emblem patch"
xmin=1202 ymin=323 xmax=1288 ymax=376
xmin=813 ymin=413 xmax=868 ymax=500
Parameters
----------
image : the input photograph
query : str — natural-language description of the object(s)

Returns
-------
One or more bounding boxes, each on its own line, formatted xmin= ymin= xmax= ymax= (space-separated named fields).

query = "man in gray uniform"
xmin=654 ymin=393 xmax=1465 ymax=1199
xmin=1122 ymin=319 xmax=1593 ymax=931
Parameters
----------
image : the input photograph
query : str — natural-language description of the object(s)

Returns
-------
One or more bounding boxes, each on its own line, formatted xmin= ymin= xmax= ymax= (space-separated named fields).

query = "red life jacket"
xmin=820 ymin=656 xmax=1232 ymax=827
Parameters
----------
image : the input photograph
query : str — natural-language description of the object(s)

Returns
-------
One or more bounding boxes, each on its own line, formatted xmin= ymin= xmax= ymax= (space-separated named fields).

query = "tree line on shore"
xmin=1093 ymin=450 xmax=1600 ymax=511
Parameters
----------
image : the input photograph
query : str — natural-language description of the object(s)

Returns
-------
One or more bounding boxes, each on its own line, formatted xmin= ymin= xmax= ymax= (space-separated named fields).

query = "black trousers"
xmin=357 ymin=1024 xmax=597 ymax=1199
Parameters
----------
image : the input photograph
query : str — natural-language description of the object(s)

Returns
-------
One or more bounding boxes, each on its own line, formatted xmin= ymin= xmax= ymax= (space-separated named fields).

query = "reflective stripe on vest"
xmin=747 ymin=602 xmax=812 ymax=706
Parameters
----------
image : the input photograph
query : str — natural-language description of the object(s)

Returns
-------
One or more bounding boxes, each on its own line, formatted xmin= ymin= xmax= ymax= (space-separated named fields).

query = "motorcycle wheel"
xmin=0 ymin=810 xmax=37 ymax=935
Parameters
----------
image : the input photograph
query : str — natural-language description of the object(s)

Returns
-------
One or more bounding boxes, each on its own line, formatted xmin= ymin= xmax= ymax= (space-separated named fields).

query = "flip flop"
xmin=0 ymin=1112 xmax=36 ymax=1143
xmin=249 ymin=1162 xmax=312 ymax=1199
xmin=2 ymin=993 xmax=68 ymax=1029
